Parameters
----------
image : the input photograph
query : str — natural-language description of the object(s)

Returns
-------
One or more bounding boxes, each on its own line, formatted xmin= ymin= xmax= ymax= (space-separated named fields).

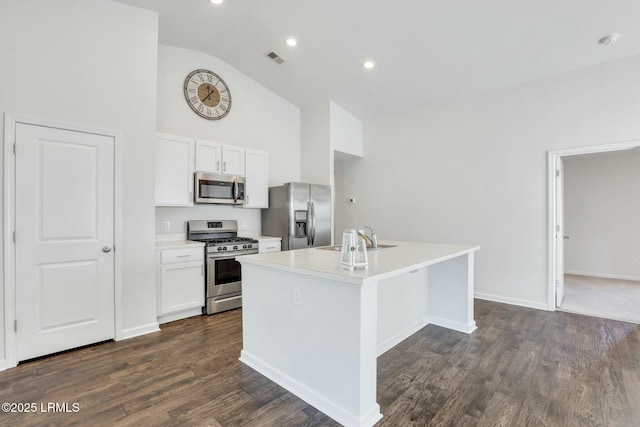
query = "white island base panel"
xmin=239 ymin=242 xmax=479 ymax=427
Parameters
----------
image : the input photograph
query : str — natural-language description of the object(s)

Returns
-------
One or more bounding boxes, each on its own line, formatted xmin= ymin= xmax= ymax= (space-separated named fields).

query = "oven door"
xmin=207 ymin=255 xmax=242 ymax=297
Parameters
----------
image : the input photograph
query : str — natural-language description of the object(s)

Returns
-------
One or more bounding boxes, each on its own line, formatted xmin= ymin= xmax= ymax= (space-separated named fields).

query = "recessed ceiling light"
xmin=598 ymin=33 xmax=620 ymax=45
xmin=363 ymin=60 xmax=375 ymax=69
xmin=286 ymin=38 xmax=297 ymax=47
xmin=209 ymin=0 xmax=223 ymax=5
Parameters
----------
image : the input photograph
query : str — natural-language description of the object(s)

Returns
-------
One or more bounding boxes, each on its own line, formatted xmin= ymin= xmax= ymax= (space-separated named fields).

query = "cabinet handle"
xmin=189 ymin=192 xmax=193 ymax=202
xmin=223 ymin=162 xmax=227 ymax=172
xmin=201 ymin=265 xmax=204 ymax=276
xmin=246 ymin=194 xmax=249 ymax=204
xmin=217 ymin=161 xmax=220 ymax=172
xmin=177 ymin=254 xmax=190 ymax=258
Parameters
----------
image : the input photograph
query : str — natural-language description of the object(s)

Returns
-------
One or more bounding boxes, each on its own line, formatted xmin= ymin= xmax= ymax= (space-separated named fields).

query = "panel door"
xmin=555 ymin=157 xmax=565 ymax=307
xmin=15 ymin=123 xmax=115 ymax=361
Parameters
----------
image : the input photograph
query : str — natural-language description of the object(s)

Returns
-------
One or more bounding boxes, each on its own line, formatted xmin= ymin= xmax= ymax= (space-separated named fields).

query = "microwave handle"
xmin=233 ymin=178 xmax=238 ymax=203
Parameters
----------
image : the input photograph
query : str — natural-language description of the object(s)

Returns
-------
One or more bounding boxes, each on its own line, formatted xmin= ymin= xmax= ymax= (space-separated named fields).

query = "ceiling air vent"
xmin=266 ymin=51 xmax=285 ymax=65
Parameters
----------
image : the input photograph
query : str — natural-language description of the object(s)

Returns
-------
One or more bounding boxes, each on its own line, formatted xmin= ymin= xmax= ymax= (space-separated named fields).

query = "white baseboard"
xmin=158 ymin=308 xmax=203 ymax=325
xmin=121 ymin=322 xmax=160 ymax=340
xmin=377 ymin=317 xmax=430 ymax=356
xmin=240 ymin=350 xmax=382 ymax=427
xmin=427 ymin=316 xmax=477 ymax=334
xmin=565 ymin=270 xmax=640 ymax=282
xmin=0 ymin=358 xmax=9 ymax=372
xmin=474 ymin=292 xmax=550 ymax=311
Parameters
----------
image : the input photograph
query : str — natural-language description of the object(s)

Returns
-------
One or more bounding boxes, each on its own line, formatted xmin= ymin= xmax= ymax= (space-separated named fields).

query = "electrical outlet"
xmin=633 ymin=258 xmax=639 ymax=266
xmin=163 ymin=221 xmax=171 ymax=231
xmin=349 ymin=197 xmax=356 ymax=204
xmin=293 ymin=287 xmax=302 ymax=305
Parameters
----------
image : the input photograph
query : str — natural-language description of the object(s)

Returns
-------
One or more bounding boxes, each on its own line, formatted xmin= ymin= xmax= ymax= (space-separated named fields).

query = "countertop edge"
xmin=239 ymin=242 xmax=480 ymax=285
xmin=155 ymin=240 xmax=206 ymax=250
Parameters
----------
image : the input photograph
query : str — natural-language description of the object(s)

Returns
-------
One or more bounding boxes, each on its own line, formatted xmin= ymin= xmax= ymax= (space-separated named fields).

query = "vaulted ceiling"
xmin=114 ymin=0 xmax=640 ymax=119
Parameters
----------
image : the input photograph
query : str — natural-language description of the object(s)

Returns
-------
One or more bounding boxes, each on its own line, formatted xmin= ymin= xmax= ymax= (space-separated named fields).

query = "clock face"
xmin=183 ymin=69 xmax=231 ymax=120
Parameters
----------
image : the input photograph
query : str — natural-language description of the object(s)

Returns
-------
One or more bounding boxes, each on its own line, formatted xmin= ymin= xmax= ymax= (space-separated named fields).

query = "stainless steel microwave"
xmin=194 ymin=172 xmax=245 ymax=205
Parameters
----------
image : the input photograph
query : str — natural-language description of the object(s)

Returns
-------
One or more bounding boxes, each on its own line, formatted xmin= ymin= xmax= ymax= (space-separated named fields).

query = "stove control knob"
xmin=242 ymin=245 xmax=247 ymax=249
xmin=217 ymin=247 xmax=222 ymax=251
xmin=233 ymin=245 xmax=238 ymax=250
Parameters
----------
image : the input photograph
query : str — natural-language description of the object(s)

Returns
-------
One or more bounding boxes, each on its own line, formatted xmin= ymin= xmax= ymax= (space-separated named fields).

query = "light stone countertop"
xmin=250 ymin=236 xmax=282 ymax=242
xmin=238 ymin=240 xmax=480 ymax=285
xmin=155 ymin=240 xmax=205 ymax=250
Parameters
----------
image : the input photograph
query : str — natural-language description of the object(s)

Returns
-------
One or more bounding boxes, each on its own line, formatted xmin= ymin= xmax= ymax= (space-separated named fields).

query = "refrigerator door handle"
xmin=310 ymin=201 xmax=316 ymax=246
xmin=306 ymin=202 xmax=311 ymax=246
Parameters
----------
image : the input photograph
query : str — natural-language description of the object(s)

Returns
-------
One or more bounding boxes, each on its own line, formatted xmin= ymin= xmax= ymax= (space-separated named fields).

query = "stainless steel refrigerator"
xmin=261 ymin=182 xmax=332 ymax=250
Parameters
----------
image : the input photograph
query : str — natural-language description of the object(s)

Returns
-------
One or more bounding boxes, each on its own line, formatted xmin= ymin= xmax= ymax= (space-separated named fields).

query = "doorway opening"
xmin=548 ymin=140 xmax=640 ymax=324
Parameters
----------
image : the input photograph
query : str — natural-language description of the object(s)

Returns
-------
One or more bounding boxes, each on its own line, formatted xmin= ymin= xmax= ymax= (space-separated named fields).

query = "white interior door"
xmin=15 ymin=123 xmax=115 ymax=361
xmin=555 ymin=157 xmax=565 ymax=307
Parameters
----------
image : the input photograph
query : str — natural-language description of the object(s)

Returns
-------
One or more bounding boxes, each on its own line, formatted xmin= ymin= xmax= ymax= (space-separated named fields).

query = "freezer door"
xmin=288 ymin=182 xmax=311 ymax=250
xmin=309 ymin=184 xmax=331 ymax=247
xmin=261 ymin=186 xmax=289 ymax=249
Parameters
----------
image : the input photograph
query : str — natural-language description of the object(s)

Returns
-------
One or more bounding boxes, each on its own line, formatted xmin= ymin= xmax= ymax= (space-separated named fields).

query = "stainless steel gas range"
xmin=187 ymin=220 xmax=258 ymax=314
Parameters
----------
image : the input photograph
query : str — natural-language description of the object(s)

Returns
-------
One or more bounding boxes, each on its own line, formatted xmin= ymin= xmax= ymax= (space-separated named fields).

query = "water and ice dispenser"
xmin=294 ymin=210 xmax=308 ymax=238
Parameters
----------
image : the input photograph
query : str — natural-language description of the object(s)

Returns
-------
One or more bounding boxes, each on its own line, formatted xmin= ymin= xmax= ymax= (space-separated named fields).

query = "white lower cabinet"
xmin=257 ymin=237 xmax=282 ymax=253
xmin=157 ymin=246 xmax=204 ymax=324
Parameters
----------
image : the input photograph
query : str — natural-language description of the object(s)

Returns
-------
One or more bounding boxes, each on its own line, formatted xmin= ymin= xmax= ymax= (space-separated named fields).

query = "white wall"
xmin=0 ymin=0 xmax=159 ymax=360
xmin=155 ymin=45 xmax=301 ymax=236
xmin=336 ymin=53 xmax=640 ymax=309
xmin=563 ymin=151 xmax=640 ymax=280
xmin=301 ymin=101 xmax=332 ymax=186
xmin=331 ymin=101 xmax=363 ymax=158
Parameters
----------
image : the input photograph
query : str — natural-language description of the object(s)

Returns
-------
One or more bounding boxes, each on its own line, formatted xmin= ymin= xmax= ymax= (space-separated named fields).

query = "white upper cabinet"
xmin=195 ymin=140 xmax=221 ymax=173
xmin=221 ymin=145 xmax=245 ymax=176
xmin=156 ymin=133 xmax=265 ymax=208
xmin=244 ymin=149 xmax=269 ymax=208
xmin=155 ymin=134 xmax=194 ymax=206
xmin=195 ymin=140 xmax=244 ymax=176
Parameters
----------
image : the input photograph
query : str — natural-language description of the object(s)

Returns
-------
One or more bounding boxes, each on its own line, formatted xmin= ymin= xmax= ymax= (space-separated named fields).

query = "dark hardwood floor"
xmin=1 ymin=299 xmax=639 ymax=426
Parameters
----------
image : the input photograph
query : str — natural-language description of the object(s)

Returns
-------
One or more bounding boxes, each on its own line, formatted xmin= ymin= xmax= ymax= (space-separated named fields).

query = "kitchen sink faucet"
xmin=358 ymin=226 xmax=378 ymax=249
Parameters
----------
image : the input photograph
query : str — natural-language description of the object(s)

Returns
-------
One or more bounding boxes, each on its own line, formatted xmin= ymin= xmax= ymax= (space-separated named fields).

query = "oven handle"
xmin=207 ymin=251 xmax=258 ymax=261
xmin=215 ymin=294 xmax=242 ymax=303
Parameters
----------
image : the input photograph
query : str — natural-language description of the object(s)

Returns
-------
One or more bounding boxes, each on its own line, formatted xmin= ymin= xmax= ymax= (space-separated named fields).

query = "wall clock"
xmin=183 ymin=69 xmax=232 ymax=120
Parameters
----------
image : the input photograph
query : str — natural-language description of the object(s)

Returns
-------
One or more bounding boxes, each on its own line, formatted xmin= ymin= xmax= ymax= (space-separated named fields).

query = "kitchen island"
xmin=238 ymin=241 xmax=480 ymax=427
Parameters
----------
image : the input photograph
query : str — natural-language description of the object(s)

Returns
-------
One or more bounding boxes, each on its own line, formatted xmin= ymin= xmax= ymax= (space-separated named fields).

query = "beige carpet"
xmin=558 ymin=274 xmax=640 ymax=324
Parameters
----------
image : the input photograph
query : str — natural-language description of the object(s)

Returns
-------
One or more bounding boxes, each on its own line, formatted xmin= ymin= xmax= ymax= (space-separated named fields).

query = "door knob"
xmin=563 ymin=235 xmax=570 ymax=240
xmin=102 ymin=246 xmax=112 ymax=253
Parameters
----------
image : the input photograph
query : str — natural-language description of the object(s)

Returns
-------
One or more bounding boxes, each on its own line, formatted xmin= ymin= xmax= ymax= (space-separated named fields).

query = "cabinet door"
xmin=195 ymin=140 xmax=221 ymax=173
xmin=221 ymin=145 xmax=245 ymax=176
xmin=258 ymin=240 xmax=281 ymax=253
xmin=160 ymin=261 xmax=204 ymax=315
xmin=244 ymin=149 xmax=269 ymax=208
xmin=155 ymin=134 xmax=194 ymax=206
